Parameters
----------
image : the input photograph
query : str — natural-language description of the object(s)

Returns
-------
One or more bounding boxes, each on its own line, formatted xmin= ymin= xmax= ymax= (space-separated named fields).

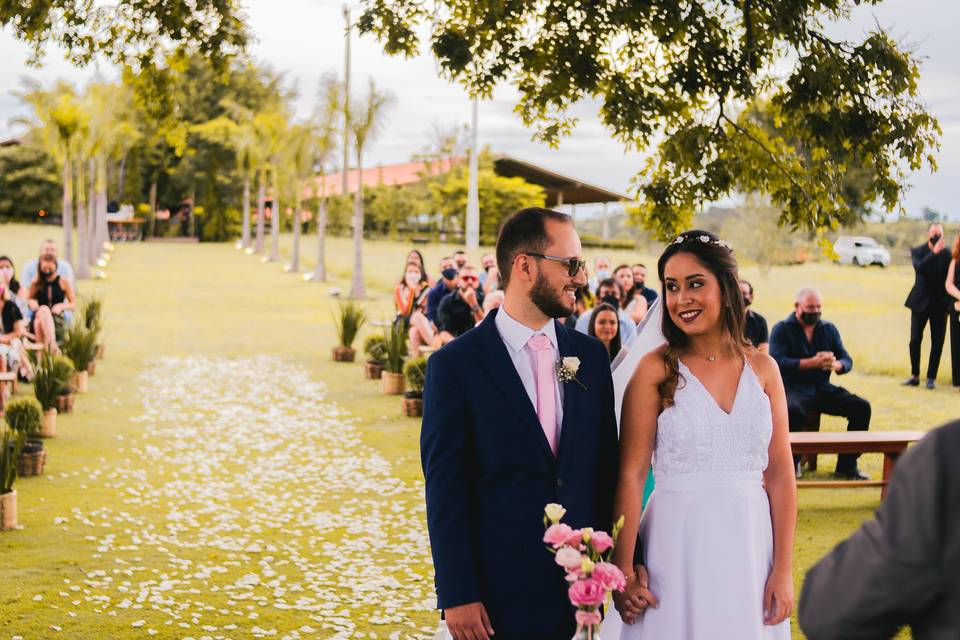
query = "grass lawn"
xmin=1 ymin=222 xmax=957 ymax=639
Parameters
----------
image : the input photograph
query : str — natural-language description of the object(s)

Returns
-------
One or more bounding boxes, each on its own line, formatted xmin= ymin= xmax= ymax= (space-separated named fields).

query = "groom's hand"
xmin=445 ymin=601 xmax=495 ymax=639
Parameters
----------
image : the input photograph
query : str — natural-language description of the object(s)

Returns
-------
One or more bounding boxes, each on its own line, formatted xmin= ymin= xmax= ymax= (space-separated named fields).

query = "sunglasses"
xmin=461 ymin=276 xmax=478 ymax=283
xmin=525 ymin=253 xmax=586 ymax=277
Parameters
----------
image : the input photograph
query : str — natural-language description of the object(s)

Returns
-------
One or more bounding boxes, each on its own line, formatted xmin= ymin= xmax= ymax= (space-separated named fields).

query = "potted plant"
xmin=55 ymin=385 xmax=75 ymax=414
xmin=33 ymin=354 xmax=75 ymax=438
xmin=63 ymin=323 xmax=97 ymax=392
xmin=81 ymin=297 xmax=106 ymax=361
xmin=5 ymin=397 xmax=45 ymax=477
xmin=402 ymin=357 xmax=427 ymax=417
xmin=1 ymin=421 xmax=26 ymax=530
xmin=380 ymin=323 xmax=408 ymax=395
xmin=363 ymin=334 xmax=387 ymax=379
xmin=332 ymin=301 xmax=366 ymax=362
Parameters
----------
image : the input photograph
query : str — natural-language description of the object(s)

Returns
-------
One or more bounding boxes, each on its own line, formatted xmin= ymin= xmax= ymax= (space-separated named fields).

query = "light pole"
xmin=465 ymin=97 xmax=479 ymax=250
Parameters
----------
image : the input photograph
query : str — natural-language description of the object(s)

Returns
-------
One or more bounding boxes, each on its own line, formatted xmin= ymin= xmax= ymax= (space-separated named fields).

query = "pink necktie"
xmin=527 ymin=333 xmax=558 ymax=455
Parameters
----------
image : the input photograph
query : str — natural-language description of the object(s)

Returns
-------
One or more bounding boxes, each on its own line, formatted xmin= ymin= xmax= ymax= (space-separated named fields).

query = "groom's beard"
xmin=530 ymin=271 xmax=573 ymax=319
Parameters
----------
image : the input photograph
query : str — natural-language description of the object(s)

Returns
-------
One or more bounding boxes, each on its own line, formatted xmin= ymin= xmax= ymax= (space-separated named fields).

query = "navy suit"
xmin=421 ymin=309 xmax=620 ymax=640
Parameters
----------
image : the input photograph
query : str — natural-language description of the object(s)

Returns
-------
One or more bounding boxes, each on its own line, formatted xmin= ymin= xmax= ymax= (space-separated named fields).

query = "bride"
xmin=604 ymin=230 xmax=796 ymax=639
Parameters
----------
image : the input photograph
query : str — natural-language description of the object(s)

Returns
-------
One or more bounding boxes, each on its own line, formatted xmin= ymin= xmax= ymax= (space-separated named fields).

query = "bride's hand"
xmin=762 ymin=568 xmax=793 ymax=625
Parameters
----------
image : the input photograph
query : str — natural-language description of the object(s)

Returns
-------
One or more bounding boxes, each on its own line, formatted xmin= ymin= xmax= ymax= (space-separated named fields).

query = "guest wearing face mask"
xmin=587 ymin=256 xmax=612 ymax=292
xmin=426 ymin=263 xmax=459 ymax=327
xmin=452 ymin=250 xmax=468 ymax=270
xmin=631 ymin=263 xmax=659 ymax=307
xmin=395 ymin=261 xmax=435 ymax=357
xmin=25 ymin=255 xmax=75 ymax=353
xmin=904 ymin=222 xmax=952 ymax=389
xmin=740 ymin=279 xmax=769 ymax=353
xmin=770 ymin=287 xmax=871 ymax=480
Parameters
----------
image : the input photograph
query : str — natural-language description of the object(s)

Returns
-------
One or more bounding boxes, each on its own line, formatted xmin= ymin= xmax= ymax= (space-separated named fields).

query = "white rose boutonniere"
xmin=556 ymin=356 xmax=587 ymax=390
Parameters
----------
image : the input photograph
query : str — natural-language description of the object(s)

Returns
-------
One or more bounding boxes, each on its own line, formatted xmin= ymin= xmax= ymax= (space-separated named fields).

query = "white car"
xmin=833 ymin=236 xmax=891 ymax=267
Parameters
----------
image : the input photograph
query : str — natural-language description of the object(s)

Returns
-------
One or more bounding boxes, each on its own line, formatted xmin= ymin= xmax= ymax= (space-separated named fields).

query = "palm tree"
xmin=283 ymin=123 xmax=318 ymax=273
xmin=253 ymin=109 xmax=287 ymax=256
xmin=311 ymin=73 xmax=341 ymax=283
xmin=349 ymin=79 xmax=394 ymax=298
xmin=192 ymin=101 xmax=261 ymax=249
xmin=17 ymin=81 xmax=87 ymax=269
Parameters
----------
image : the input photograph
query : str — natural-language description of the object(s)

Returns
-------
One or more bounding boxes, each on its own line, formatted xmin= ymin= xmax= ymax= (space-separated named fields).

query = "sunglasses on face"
xmin=525 ymin=253 xmax=586 ymax=277
xmin=461 ymin=276 xmax=478 ymax=284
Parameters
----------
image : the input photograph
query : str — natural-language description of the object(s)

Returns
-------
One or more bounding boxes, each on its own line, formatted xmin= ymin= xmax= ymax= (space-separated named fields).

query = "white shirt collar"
xmin=495 ymin=306 xmax=558 ymax=354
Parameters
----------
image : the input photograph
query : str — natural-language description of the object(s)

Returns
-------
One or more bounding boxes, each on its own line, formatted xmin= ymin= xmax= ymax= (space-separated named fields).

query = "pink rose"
xmin=544 ymin=523 xmax=574 ymax=548
xmin=575 ymin=610 xmax=603 ymax=627
xmin=590 ymin=531 xmax=614 ymax=554
xmin=566 ymin=529 xmax=584 ymax=547
xmin=592 ymin=562 xmax=627 ymax=592
xmin=568 ymin=578 xmax=606 ymax=608
xmin=555 ymin=547 xmax=583 ymax=571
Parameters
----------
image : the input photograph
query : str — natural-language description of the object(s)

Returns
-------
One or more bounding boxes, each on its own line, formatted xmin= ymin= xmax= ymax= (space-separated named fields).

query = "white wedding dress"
xmin=603 ymin=304 xmax=790 ymax=639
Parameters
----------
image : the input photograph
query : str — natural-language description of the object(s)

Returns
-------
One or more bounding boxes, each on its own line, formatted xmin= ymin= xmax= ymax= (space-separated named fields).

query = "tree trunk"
xmin=255 ymin=168 xmax=266 ymax=254
xmin=62 ymin=157 xmax=74 ymax=266
xmin=75 ymin=159 xmax=90 ymax=279
xmin=314 ymin=195 xmax=327 ymax=282
xmin=350 ymin=147 xmax=366 ymax=299
xmin=268 ymin=166 xmax=280 ymax=262
xmin=148 ymin=180 xmax=157 ymax=239
xmin=241 ymin=173 xmax=251 ymax=248
xmin=116 ymin=153 xmax=127 ymax=202
xmin=290 ymin=183 xmax=301 ymax=272
xmin=87 ymin=158 xmax=96 ymax=267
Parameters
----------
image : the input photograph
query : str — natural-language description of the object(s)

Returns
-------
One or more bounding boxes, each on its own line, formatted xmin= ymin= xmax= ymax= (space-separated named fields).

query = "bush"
xmin=333 ymin=301 xmax=366 ymax=349
xmin=363 ymin=334 xmax=387 ymax=365
xmin=62 ymin=323 xmax=98 ymax=372
xmin=3 ymin=397 xmax=42 ymax=436
xmin=33 ymin=353 xmax=75 ymax=411
xmin=403 ymin=357 xmax=427 ymax=393
xmin=381 ymin=323 xmax=408 ymax=374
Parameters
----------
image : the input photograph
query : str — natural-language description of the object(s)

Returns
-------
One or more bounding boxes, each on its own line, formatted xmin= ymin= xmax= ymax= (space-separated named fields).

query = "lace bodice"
xmin=653 ymin=360 xmax=772 ymax=479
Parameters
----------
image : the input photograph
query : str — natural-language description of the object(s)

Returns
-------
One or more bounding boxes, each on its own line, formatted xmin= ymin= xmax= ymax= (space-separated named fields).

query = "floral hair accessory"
xmin=672 ymin=234 xmax=732 ymax=251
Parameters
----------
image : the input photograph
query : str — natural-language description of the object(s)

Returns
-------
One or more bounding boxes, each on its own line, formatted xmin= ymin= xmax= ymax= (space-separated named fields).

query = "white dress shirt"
xmin=494 ymin=307 xmax=564 ymax=438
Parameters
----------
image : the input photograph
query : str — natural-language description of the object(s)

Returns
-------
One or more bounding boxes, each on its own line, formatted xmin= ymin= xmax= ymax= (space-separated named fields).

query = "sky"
xmin=0 ymin=0 xmax=957 ymax=219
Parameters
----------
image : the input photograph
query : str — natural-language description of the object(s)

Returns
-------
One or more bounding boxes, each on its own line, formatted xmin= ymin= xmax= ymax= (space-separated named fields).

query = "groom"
xmin=421 ymin=208 xmax=620 ymax=640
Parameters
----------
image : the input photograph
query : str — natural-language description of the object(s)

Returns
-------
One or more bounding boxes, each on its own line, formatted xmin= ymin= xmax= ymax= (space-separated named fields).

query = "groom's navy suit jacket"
xmin=421 ymin=309 xmax=620 ymax=639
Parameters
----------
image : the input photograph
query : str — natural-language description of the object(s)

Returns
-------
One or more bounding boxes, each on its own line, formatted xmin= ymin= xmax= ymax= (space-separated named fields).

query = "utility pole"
xmin=465 ymin=96 xmax=480 ymax=250
xmin=341 ymin=5 xmax=352 ymax=201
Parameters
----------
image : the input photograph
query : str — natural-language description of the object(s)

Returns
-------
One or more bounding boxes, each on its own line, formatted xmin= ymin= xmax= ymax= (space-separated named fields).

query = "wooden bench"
xmin=790 ymin=431 xmax=927 ymax=500
xmin=0 ymin=370 xmax=17 ymax=414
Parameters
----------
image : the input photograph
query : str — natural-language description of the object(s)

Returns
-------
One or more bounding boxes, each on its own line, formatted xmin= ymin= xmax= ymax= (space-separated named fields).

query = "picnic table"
xmin=790 ymin=430 xmax=927 ymax=500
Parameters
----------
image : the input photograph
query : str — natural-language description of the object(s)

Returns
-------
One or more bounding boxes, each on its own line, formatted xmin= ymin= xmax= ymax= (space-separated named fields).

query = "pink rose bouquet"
xmin=543 ymin=503 xmax=626 ymax=639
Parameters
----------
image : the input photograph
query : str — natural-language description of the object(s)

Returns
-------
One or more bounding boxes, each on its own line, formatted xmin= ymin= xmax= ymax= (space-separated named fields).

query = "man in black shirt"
xmin=904 ymin=222 xmax=952 ymax=389
xmin=631 ymin=263 xmax=659 ymax=307
xmin=740 ymin=280 xmax=769 ymax=352
xmin=437 ymin=265 xmax=485 ymax=343
xmin=770 ymin=287 xmax=872 ymax=480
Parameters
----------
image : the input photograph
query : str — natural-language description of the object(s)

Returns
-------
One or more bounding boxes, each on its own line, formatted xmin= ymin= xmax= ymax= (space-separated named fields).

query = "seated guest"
xmin=632 ymin=263 xmax=659 ymax=307
xmin=405 ymin=249 xmax=430 ymax=285
xmin=588 ymin=302 xmax=625 ymax=362
xmin=1 ymin=279 xmax=32 ymax=381
xmin=426 ymin=264 xmax=458 ymax=326
xmin=587 ymin=256 xmax=612 ymax=291
xmin=740 ymin=279 xmax=769 ymax=352
xmin=799 ymin=419 xmax=960 ymax=640
xmin=478 ymin=252 xmax=496 ymax=287
xmin=615 ymin=263 xmax=648 ymax=324
xmin=480 ymin=289 xmax=505 ymax=321
xmin=770 ymin=287 xmax=871 ymax=480
xmin=482 ymin=265 xmax=502 ymax=294
xmin=575 ymin=278 xmax=635 ymax=343
xmin=21 ymin=238 xmax=76 ymax=292
xmin=25 ymin=254 xmax=76 ymax=353
xmin=437 ymin=265 xmax=484 ymax=344
xmin=394 ymin=261 xmax=435 ymax=357
xmin=0 ymin=255 xmax=29 ymax=319
xmin=452 ymin=250 xmax=468 ymax=270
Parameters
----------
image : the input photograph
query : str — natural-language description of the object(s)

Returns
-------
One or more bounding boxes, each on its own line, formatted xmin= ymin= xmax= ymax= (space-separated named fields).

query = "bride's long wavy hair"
xmin=656 ymin=230 xmax=750 ymax=409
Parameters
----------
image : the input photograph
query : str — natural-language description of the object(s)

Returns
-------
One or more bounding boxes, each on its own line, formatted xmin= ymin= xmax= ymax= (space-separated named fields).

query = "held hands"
xmin=51 ymin=303 xmax=65 ymax=315
xmin=762 ymin=568 xmax=794 ymax=626
xmin=445 ymin=601 xmax=495 ymax=640
xmin=813 ymin=351 xmax=835 ymax=371
xmin=613 ymin=565 xmax=658 ymax=625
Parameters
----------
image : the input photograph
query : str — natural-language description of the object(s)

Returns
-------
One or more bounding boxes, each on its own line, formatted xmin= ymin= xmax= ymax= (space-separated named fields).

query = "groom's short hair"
xmin=496 ymin=207 xmax=571 ymax=289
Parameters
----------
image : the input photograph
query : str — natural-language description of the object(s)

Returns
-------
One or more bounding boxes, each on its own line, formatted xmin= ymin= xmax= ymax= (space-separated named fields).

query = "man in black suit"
xmin=904 ymin=222 xmax=952 ymax=389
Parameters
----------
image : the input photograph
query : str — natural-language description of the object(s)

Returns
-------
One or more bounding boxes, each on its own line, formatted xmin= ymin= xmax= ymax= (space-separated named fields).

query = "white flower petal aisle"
xmin=63 ymin=356 xmax=437 ymax=639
